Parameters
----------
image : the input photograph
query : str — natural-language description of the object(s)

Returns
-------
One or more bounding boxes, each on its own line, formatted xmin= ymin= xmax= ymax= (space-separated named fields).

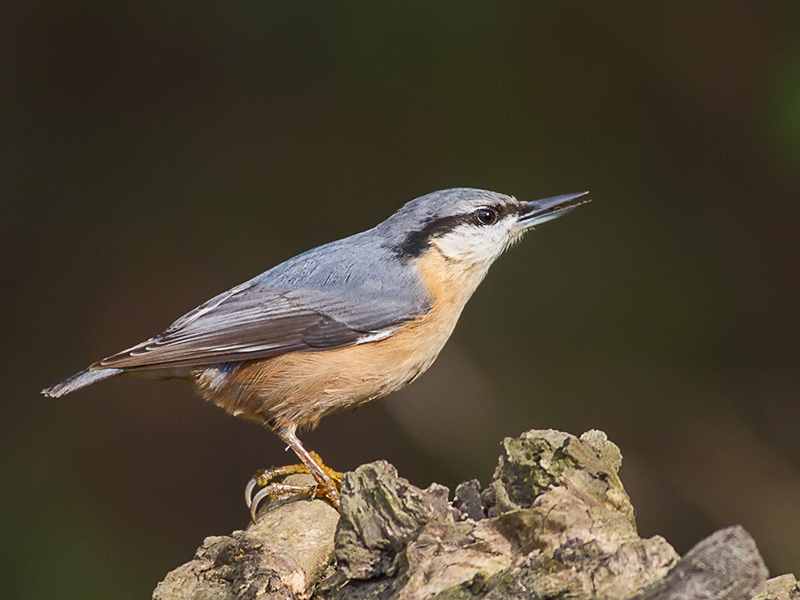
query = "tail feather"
xmin=42 ymin=368 xmax=123 ymax=398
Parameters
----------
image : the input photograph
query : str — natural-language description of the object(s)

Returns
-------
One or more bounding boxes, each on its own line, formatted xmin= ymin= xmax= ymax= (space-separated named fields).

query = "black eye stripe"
xmin=392 ymin=204 xmax=507 ymax=258
xmin=393 ymin=214 xmax=464 ymax=258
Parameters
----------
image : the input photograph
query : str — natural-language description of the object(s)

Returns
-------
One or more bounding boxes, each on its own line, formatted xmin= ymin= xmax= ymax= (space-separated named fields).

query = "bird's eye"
xmin=474 ymin=207 xmax=498 ymax=225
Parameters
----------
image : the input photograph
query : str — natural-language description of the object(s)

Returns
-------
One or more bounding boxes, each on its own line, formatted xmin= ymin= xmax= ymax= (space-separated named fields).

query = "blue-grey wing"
xmin=94 ymin=240 xmax=429 ymax=370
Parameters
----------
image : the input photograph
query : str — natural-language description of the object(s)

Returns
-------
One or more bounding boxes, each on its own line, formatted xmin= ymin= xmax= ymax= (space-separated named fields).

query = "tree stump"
xmin=153 ymin=429 xmax=797 ymax=600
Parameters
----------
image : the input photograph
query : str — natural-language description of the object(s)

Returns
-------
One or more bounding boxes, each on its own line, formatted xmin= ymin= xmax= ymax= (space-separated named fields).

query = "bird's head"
xmin=382 ymin=188 xmax=589 ymax=272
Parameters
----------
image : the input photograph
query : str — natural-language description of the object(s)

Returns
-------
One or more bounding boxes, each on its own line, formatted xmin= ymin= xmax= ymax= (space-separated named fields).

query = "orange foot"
xmin=245 ymin=451 xmax=343 ymax=520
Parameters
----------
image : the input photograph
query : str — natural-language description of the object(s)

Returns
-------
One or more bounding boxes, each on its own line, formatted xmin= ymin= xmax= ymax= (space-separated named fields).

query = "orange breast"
xmin=194 ymin=248 xmax=488 ymax=430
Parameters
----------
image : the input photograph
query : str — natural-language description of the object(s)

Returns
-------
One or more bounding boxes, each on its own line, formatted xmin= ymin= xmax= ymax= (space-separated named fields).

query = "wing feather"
xmin=93 ymin=230 xmax=431 ymax=371
xmin=94 ymin=283 xmax=421 ymax=370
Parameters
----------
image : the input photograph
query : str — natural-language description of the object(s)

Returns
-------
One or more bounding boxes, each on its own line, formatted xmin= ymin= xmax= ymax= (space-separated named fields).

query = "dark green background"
xmin=3 ymin=2 xmax=800 ymax=597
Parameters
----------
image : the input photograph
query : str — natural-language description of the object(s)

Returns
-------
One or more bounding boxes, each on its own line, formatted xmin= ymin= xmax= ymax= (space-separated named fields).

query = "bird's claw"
xmin=247 ymin=481 xmax=327 ymax=522
xmin=245 ymin=456 xmax=343 ymax=521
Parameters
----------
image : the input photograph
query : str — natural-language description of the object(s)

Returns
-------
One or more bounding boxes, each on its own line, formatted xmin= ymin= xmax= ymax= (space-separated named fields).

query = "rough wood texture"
xmin=629 ymin=526 xmax=768 ymax=600
xmin=154 ymin=477 xmax=339 ymax=600
xmin=153 ymin=430 xmax=790 ymax=599
xmin=752 ymin=574 xmax=800 ymax=600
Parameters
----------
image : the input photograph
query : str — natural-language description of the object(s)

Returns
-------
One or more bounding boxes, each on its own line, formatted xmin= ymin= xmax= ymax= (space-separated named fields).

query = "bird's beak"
xmin=519 ymin=191 xmax=590 ymax=229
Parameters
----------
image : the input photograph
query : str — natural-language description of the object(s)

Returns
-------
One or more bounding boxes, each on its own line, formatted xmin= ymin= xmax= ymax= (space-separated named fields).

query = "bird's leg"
xmin=245 ymin=426 xmax=343 ymax=520
xmin=280 ymin=428 xmax=342 ymax=507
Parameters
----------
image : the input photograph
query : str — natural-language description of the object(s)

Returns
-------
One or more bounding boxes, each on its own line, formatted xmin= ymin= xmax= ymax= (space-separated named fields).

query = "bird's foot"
xmin=245 ymin=452 xmax=343 ymax=520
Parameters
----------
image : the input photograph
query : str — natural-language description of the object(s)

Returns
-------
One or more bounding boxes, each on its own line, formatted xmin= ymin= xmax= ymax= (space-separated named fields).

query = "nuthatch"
xmin=43 ymin=188 xmax=588 ymax=515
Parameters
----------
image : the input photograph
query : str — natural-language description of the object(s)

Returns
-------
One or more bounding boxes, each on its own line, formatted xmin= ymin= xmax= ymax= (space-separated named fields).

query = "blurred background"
xmin=3 ymin=2 xmax=800 ymax=597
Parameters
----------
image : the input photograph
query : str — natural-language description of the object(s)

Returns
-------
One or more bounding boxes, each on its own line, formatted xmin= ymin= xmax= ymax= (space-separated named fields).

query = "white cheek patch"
xmin=433 ymin=220 xmax=521 ymax=267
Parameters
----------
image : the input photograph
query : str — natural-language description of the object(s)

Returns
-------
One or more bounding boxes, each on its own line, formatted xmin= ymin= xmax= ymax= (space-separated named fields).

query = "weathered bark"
xmin=153 ymin=429 xmax=795 ymax=600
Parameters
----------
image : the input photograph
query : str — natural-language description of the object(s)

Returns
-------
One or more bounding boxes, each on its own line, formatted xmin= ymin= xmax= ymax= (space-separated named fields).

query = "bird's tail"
xmin=42 ymin=368 xmax=123 ymax=398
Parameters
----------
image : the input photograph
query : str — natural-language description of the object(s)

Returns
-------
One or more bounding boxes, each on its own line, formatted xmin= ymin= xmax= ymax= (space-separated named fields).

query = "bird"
xmin=43 ymin=187 xmax=589 ymax=517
